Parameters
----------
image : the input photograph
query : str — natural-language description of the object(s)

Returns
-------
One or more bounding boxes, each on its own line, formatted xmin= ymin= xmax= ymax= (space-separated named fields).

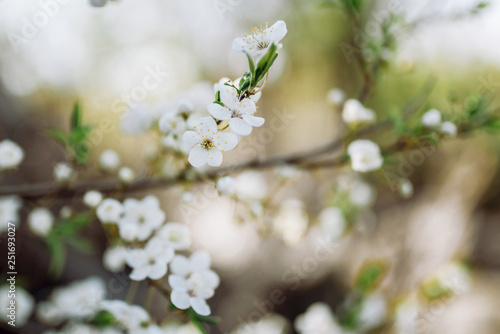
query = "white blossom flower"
xmin=294 ymin=302 xmax=343 ymax=334
xmin=318 ymin=207 xmax=346 ymax=243
xmin=168 ymin=251 xmax=220 ymax=316
xmin=357 ymin=293 xmax=387 ymax=331
xmin=183 ymin=117 xmax=238 ymax=167
xmin=96 ymin=198 xmax=123 ymax=224
xmin=216 ymin=176 xmax=236 ymax=196
xmin=232 ymin=21 xmax=287 ymax=58
xmin=441 ymin=121 xmax=457 ymax=136
xmin=156 ymin=222 xmax=191 ymax=250
xmin=100 ymin=300 xmax=150 ymax=331
xmin=118 ymin=196 xmax=165 ymax=241
xmin=0 ymin=285 xmax=34 ymax=326
xmin=208 ymin=86 xmax=264 ymax=136
xmin=0 ymin=196 xmax=22 ymax=231
xmin=126 ymin=237 xmax=175 ymax=281
xmin=399 ymin=179 xmax=414 ymax=199
xmin=118 ymin=167 xmax=135 ymax=184
xmin=99 ymin=150 xmax=120 ymax=172
xmin=347 ymin=140 xmax=383 ymax=173
xmin=28 ymin=207 xmax=54 ymax=237
xmin=0 ymin=139 xmax=24 ymax=171
xmin=342 ymin=99 xmax=376 ymax=125
xmin=273 ymin=199 xmax=308 ymax=246
xmin=235 ymin=171 xmax=267 ymax=200
xmin=53 ymin=162 xmax=74 ymax=183
xmin=159 ymin=111 xmax=187 ymax=135
xmin=349 ymin=180 xmax=376 ymax=207
xmin=327 ymin=88 xmax=346 ymax=106
xmin=421 ymin=109 xmax=442 ymax=127
xmin=120 ymin=106 xmax=154 ymax=136
xmin=37 ymin=277 xmax=106 ymax=325
xmin=83 ymin=190 xmax=103 ymax=208
xmin=103 ymin=245 xmax=128 ymax=273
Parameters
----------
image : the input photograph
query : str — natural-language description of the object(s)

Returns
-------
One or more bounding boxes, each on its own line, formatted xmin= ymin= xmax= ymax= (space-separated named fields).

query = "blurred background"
xmin=1 ymin=0 xmax=500 ymax=333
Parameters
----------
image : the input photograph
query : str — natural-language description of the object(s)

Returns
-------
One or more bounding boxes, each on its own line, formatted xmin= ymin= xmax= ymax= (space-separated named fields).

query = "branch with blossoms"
xmin=1 ymin=1 xmax=499 ymax=333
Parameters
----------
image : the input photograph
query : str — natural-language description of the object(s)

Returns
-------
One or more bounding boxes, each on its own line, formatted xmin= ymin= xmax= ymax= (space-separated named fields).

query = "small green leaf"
xmin=247 ymin=54 xmax=256 ymax=83
xmin=70 ymin=101 xmax=82 ymax=131
xmin=45 ymin=128 xmax=69 ymax=147
xmin=47 ymin=236 xmax=66 ymax=278
xmin=355 ymin=261 xmax=387 ymax=294
xmin=254 ymin=43 xmax=278 ymax=85
xmin=66 ymin=236 xmax=94 ymax=254
xmin=90 ymin=310 xmax=116 ymax=326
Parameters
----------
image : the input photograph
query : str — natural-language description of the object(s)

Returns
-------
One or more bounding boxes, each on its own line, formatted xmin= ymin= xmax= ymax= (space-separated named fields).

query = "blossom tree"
xmin=0 ymin=1 xmax=498 ymax=333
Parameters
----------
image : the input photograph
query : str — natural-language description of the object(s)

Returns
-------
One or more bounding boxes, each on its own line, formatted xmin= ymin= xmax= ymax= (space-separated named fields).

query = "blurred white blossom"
xmin=53 ymin=162 xmax=74 ymax=183
xmin=126 ymin=237 xmax=175 ymax=281
xmin=0 ymin=285 xmax=34 ymax=326
xmin=28 ymin=207 xmax=54 ymax=237
xmin=0 ymin=139 xmax=24 ymax=171
xmin=99 ymin=150 xmax=121 ymax=172
xmin=347 ymin=140 xmax=383 ymax=173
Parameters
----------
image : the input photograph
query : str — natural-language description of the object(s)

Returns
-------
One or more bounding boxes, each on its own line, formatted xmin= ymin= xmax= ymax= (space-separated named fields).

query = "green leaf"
xmin=66 ymin=236 xmax=94 ymax=254
xmin=247 ymin=54 xmax=256 ymax=83
xmin=340 ymin=0 xmax=364 ymax=14
xmin=45 ymin=128 xmax=69 ymax=147
xmin=191 ymin=320 xmax=208 ymax=334
xmin=354 ymin=261 xmax=387 ymax=294
xmin=47 ymin=236 xmax=66 ymax=278
xmin=254 ymin=43 xmax=278 ymax=85
xmin=388 ymin=108 xmax=406 ymax=134
xmin=70 ymin=101 xmax=82 ymax=131
xmin=90 ymin=310 xmax=116 ymax=326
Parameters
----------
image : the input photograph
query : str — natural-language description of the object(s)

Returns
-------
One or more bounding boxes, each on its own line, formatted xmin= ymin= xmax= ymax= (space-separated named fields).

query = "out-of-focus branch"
xmin=0 ymin=78 xmax=437 ymax=200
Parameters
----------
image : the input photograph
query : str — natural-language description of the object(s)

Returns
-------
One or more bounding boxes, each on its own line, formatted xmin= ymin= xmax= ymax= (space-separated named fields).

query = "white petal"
xmin=202 ymin=270 xmax=220 ymax=289
xmin=188 ymin=146 xmax=208 ymax=168
xmin=189 ymin=251 xmax=211 ymax=272
xmin=208 ymin=104 xmax=231 ymax=120
xmin=238 ymin=99 xmax=257 ymax=115
xmin=195 ymin=116 xmax=218 ymax=133
xmin=155 ymin=248 xmax=175 ymax=264
xmin=169 ymin=275 xmax=188 ymax=291
xmin=229 ymin=118 xmax=252 ymax=136
xmin=206 ymin=150 xmax=223 ymax=167
xmin=171 ymin=290 xmax=190 ymax=310
xmin=216 ymin=132 xmax=239 ymax=151
xmin=232 ymin=37 xmax=247 ymax=53
xmin=170 ymin=255 xmax=191 ymax=276
xmin=242 ymin=114 xmax=265 ymax=127
xmin=129 ymin=268 xmax=148 ymax=281
xmin=147 ymin=264 xmax=168 ymax=280
xmin=269 ymin=20 xmax=287 ymax=43
xmin=125 ymin=249 xmax=148 ymax=268
xmin=183 ymin=131 xmax=201 ymax=148
xmin=190 ymin=298 xmax=211 ymax=316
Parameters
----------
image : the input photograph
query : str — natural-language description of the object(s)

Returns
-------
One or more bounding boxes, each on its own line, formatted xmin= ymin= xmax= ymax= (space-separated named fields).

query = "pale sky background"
xmin=0 ymin=0 xmax=497 ymax=97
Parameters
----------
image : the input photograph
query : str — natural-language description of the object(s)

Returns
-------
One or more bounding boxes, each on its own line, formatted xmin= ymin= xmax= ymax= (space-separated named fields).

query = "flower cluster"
xmin=183 ymin=21 xmax=287 ymax=168
xmin=92 ymin=193 xmax=220 ymax=316
xmin=421 ymin=108 xmax=458 ymax=136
